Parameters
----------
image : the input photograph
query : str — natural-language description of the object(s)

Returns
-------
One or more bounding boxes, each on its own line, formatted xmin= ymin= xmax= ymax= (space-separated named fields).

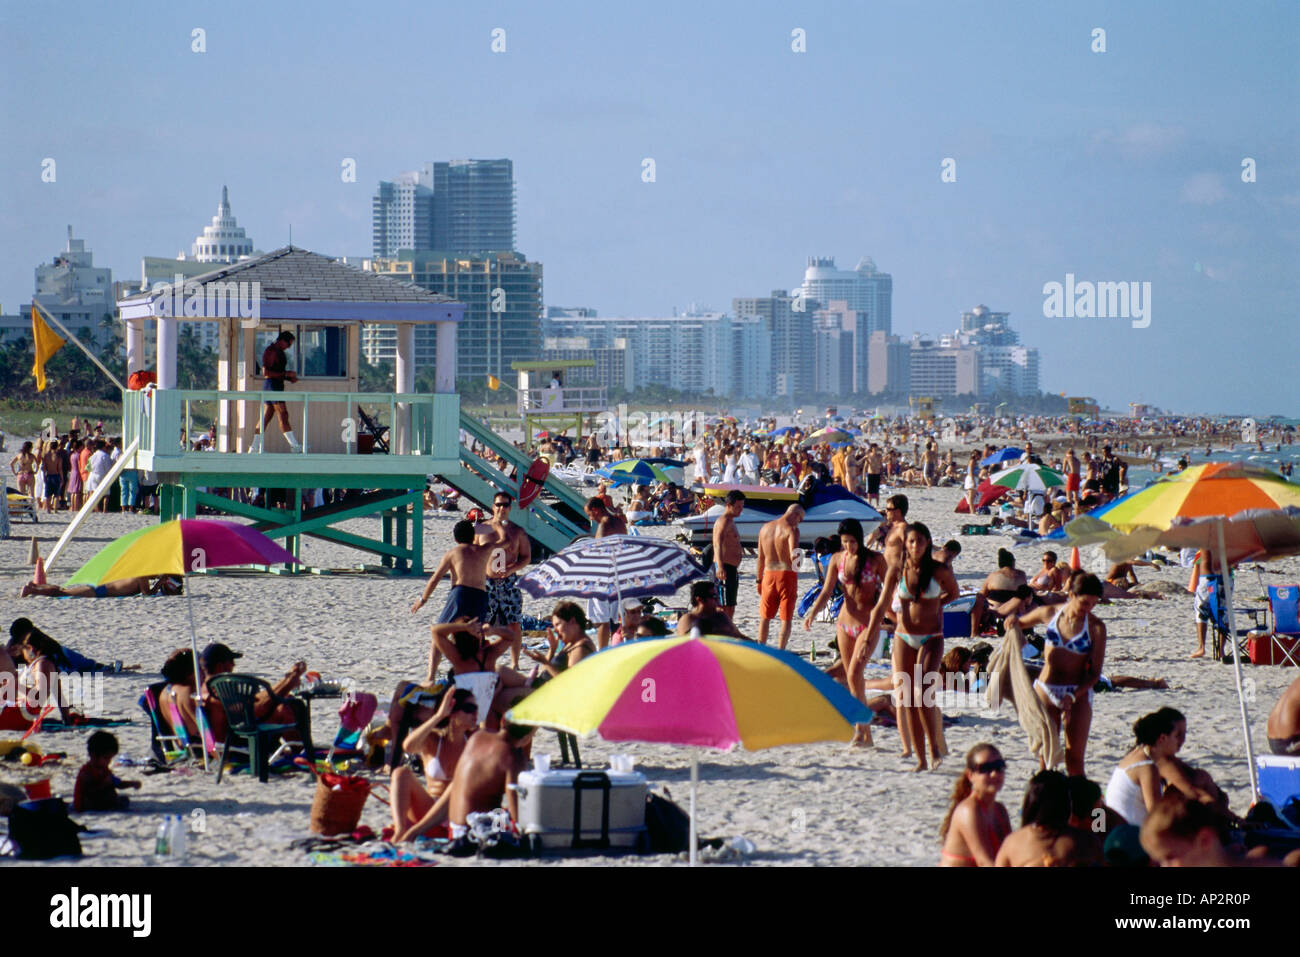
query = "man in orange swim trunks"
xmin=756 ymin=505 xmax=804 ymax=649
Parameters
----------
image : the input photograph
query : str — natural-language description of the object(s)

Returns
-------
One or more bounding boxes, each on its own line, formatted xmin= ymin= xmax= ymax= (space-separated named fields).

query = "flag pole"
xmin=32 ymin=300 xmax=124 ymax=391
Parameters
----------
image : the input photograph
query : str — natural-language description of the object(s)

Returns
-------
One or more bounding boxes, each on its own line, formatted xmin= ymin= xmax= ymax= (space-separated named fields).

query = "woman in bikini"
xmin=1104 ymin=709 xmax=1183 ymax=827
xmin=1004 ymin=571 xmax=1107 ymax=777
xmin=10 ymin=441 xmax=37 ymax=496
xmin=802 ymin=519 xmax=886 ymax=705
xmin=854 ymin=521 xmax=959 ymax=768
xmin=428 ymin=617 xmax=528 ymax=731
xmin=389 ymin=688 xmax=478 ymax=841
xmin=939 ymin=743 xmax=1012 ymax=866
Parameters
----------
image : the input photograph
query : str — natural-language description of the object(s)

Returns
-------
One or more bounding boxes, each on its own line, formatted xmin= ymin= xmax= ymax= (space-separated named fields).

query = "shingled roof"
xmin=120 ymin=246 xmax=452 ymax=306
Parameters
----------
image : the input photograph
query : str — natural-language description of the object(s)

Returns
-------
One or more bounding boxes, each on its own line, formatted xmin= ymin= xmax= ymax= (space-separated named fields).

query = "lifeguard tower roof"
xmin=119 ymin=246 xmax=461 ymax=324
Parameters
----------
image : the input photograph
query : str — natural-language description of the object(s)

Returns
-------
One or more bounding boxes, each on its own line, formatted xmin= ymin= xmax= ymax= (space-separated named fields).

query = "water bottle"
xmin=153 ymin=817 xmax=171 ymax=859
xmin=169 ymin=815 xmax=188 ymax=861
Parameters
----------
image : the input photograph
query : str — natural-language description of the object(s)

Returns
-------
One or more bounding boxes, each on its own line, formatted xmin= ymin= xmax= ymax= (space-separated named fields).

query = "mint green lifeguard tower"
xmin=117 ymin=247 xmax=585 ymax=573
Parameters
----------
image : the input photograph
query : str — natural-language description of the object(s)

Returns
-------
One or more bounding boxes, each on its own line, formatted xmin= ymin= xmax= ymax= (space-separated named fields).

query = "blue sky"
xmin=2 ymin=0 xmax=1296 ymax=415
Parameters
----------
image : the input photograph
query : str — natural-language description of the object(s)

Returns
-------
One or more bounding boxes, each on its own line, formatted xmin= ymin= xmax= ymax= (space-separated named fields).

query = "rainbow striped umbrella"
xmin=1059 ymin=463 xmax=1300 ymax=801
xmin=66 ymin=520 xmax=298 ymax=771
xmin=507 ymin=634 xmax=871 ymax=863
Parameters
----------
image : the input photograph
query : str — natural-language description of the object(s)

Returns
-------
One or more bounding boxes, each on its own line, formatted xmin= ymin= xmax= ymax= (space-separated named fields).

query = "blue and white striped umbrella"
xmin=519 ymin=535 xmax=708 ymax=603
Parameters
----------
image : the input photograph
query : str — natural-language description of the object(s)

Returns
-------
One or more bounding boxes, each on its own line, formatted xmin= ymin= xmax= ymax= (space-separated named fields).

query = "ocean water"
xmin=1125 ymin=442 xmax=1299 ymax=487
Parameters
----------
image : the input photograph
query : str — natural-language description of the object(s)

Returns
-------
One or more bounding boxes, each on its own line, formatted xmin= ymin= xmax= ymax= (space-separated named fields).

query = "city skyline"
xmin=2 ymin=1 xmax=1296 ymax=415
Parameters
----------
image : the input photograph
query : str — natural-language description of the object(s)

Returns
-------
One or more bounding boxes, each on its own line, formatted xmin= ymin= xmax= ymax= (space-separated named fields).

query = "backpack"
xmin=644 ymin=789 xmax=691 ymax=854
xmin=8 ymin=798 xmax=84 ymax=860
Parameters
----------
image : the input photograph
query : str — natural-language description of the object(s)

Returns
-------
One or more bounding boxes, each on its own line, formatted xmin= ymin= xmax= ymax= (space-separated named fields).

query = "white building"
xmin=190 ymin=186 xmax=255 ymax=263
xmin=799 ymin=256 xmax=892 ymax=337
xmin=31 ymin=226 xmax=114 ymax=347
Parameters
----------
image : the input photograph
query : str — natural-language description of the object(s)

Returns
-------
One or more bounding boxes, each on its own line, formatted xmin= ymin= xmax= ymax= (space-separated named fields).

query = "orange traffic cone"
xmin=28 ymin=537 xmax=39 ymax=566
xmin=1069 ymin=546 xmax=1081 ymax=571
xmin=32 ymin=556 xmax=47 ymax=586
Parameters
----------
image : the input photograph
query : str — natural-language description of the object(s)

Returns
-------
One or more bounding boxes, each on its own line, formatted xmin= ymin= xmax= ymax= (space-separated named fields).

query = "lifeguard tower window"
xmin=254 ymin=325 xmax=347 ymax=378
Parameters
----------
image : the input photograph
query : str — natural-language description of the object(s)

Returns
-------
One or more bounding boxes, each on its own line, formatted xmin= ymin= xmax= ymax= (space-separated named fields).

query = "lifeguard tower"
xmin=513 ymin=359 xmax=607 ymax=452
xmin=117 ymin=247 xmax=585 ymax=571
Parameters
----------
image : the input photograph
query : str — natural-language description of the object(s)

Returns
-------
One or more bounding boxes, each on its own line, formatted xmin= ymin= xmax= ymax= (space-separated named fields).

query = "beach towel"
xmin=988 ymin=623 xmax=1064 ymax=769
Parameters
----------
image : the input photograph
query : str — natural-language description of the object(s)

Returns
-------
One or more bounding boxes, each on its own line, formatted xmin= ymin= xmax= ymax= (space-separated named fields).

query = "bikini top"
xmin=892 ymin=573 xmax=942 ymax=612
xmin=1044 ymin=608 xmax=1092 ymax=655
xmin=838 ymin=559 xmax=878 ymax=590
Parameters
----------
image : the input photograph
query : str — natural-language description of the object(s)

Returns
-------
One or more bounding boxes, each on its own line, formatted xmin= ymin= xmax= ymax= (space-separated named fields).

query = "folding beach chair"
xmin=356 ymin=406 xmax=390 ymax=454
xmin=6 ymin=490 xmax=38 ymax=524
xmin=1263 ymin=586 xmax=1300 ymax=668
xmin=137 ymin=681 xmax=209 ymax=767
xmin=1207 ymin=586 xmax=1265 ymax=663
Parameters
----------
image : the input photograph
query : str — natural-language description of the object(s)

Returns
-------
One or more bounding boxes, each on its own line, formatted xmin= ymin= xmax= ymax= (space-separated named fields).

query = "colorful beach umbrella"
xmin=506 ymin=634 xmax=872 ymax=863
xmin=596 ymin=459 xmax=684 ymax=486
xmin=989 ymin=463 xmax=1065 ymax=493
xmin=954 ymin=480 xmax=1011 ymax=513
xmin=66 ymin=520 xmax=299 ymax=771
xmin=770 ymin=426 xmax=799 ymax=438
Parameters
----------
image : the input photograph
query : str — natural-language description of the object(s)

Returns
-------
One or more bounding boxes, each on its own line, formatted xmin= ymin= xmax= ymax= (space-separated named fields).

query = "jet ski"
xmin=678 ymin=474 xmax=883 ymax=548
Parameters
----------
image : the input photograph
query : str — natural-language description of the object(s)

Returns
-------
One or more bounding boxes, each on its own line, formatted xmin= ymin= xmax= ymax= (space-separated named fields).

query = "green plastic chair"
xmin=208 ymin=674 xmax=316 ymax=783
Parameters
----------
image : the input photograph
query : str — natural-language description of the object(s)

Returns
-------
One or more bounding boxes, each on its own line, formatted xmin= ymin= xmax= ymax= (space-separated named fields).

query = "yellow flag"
xmin=30 ymin=301 xmax=66 ymax=392
xmin=487 ymin=374 xmax=501 ymax=391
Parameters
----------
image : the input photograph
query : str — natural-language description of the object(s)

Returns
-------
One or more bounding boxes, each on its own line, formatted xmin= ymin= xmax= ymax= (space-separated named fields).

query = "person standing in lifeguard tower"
xmin=249 ymin=331 xmax=302 ymax=453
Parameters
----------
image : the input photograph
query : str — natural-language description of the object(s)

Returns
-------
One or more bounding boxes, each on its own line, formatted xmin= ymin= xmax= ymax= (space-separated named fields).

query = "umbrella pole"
xmin=689 ymin=749 xmax=698 ymax=867
xmin=1218 ymin=520 xmax=1258 ymax=802
xmin=185 ymin=580 xmax=211 ymax=772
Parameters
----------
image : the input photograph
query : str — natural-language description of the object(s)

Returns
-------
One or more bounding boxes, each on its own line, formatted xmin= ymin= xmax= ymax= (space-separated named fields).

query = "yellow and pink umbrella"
xmin=507 ymin=634 xmax=871 ymax=863
xmin=67 ymin=519 xmax=299 ymax=770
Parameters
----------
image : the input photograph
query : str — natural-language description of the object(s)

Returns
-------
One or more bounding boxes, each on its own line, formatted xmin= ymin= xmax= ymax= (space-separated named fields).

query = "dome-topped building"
xmin=189 ymin=186 xmax=254 ymax=263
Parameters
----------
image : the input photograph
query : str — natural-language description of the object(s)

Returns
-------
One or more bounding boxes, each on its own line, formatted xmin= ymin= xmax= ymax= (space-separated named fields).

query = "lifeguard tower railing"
xmin=122 ymin=387 xmax=460 ymax=574
xmin=123 ymin=387 xmax=588 ymax=567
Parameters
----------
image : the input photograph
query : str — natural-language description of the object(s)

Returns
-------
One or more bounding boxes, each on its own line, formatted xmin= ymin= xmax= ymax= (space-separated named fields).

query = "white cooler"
xmin=513 ymin=768 xmax=648 ymax=851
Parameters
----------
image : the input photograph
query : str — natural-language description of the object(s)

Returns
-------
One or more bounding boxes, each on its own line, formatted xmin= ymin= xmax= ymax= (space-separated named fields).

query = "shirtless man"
xmin=393 ymin=721 xmax=535 ymax=843
xmin=1266 ymin=673 xmax=1300 ymax=756
xmin=475 ymin=492 xmax=531 ymax=669
xmin=923 ymin=441 xmax=940 ymax=487
xmin=676 ymin=580 xmax=749 ymax=640
xmin=867 ymin=494 xmax=909 ymax=570
xmin=755 ymin=505 xmax=803 ymax=649
xmin=584 ymin=496 xmax=629 ymax=649
xmin=1063 ymin=447 xmax=1081 ymax=507
xmin=863 ymin=445 xmax=884 ymax=507
xmin=712 ymin=490 xmax=745 ymax=620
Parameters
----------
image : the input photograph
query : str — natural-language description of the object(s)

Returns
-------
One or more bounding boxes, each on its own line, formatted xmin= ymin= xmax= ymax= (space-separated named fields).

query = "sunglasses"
xmin=972 ymin=759 xmax=1006 ymax=774
xmin=493 ymin=501 xmax=511 ymax=508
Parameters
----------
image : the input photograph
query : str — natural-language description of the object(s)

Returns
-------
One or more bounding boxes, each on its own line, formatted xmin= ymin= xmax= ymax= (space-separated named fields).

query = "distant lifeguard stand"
xmin=117 ymin=247 xmax=585 ymax=572
xmin=513 ymin=359 xmax=606 ymax=452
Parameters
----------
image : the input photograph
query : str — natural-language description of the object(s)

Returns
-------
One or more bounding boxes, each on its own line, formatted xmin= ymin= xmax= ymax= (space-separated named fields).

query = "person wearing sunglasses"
xmin=388 ymin=689 xmax=478 ymax=841
xmin=474 ymin=493 xmax=531 ymax=670
xmin=939 ymin=744 xmax=1011 ymax=866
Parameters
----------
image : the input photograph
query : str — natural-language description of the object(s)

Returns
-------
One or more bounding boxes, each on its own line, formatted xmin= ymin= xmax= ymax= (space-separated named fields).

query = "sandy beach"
xmin=3 ymin=470 xmax=1298 ymax=868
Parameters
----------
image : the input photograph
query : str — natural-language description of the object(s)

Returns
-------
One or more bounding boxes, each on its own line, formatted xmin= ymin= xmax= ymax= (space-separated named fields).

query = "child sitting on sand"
xmin=73 ymin=731 xmax=141 ymax=812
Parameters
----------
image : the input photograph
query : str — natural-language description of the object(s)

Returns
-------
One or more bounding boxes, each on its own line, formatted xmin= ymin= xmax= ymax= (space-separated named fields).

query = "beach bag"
xmin=8 ymin=798 xmax=84 ymax=859
xmin=309 ymin=772 xmax=371 ymax=836
xmin=644 ymin=789 xmax=691 ymax=853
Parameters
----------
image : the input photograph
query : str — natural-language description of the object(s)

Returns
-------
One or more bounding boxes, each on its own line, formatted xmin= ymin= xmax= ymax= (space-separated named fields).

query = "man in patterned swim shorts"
xmin=475 ymin=491 xmax=531 ymax=669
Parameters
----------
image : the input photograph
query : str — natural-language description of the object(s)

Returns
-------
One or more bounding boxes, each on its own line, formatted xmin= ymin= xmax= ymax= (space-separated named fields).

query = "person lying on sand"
xmin=21 ymin=575 xmax=183 ymax=599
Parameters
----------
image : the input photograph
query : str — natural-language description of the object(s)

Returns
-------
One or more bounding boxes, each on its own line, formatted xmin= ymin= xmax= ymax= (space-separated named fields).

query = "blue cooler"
xmin=1256 ymin=755 xmax=1300 ymax=809
xmin=943 ymin=595 xmax=975 ymax=639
